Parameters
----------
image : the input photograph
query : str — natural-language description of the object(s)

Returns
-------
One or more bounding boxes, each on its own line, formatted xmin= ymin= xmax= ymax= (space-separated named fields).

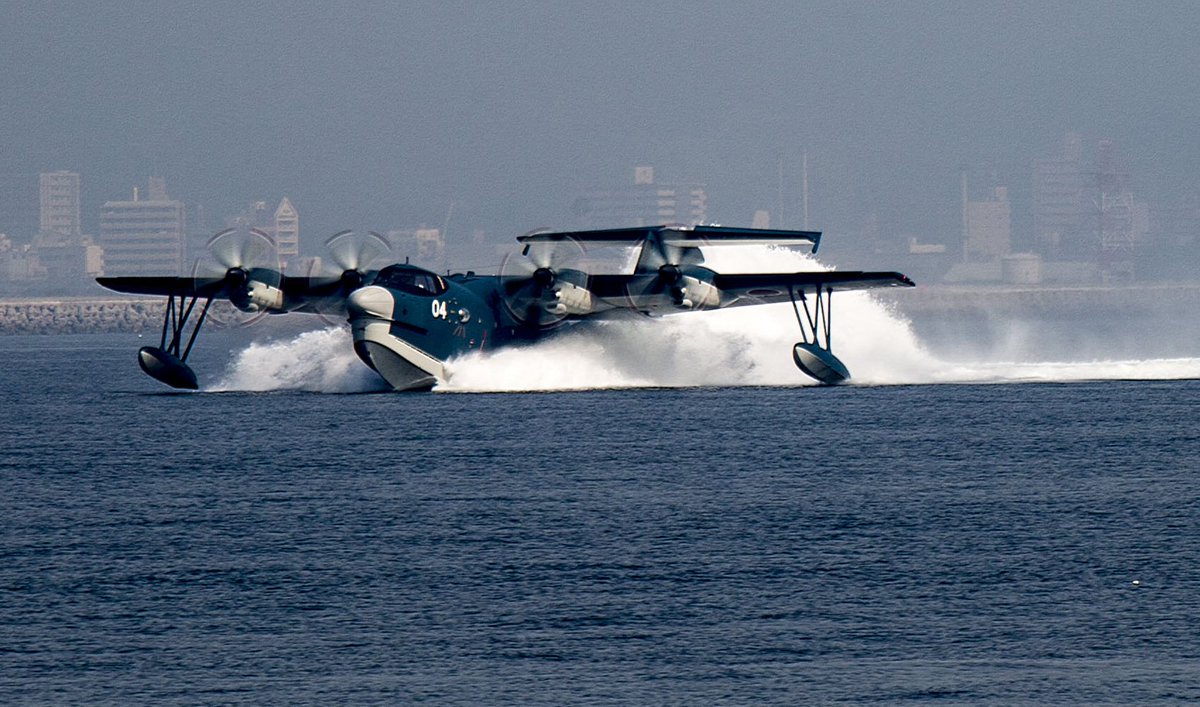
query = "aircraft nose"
xmin=346 ymin=285 xmax=395 ymax=320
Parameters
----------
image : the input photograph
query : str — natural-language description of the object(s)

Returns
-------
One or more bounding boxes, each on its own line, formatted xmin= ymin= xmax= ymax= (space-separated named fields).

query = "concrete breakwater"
xmin=0 ymin=298 xmax=165 ymax=335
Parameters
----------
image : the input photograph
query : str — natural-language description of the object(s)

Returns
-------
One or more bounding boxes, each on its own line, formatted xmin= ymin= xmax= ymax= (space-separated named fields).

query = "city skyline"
xmin=0 ymin=131 xmax=1184 ymax=244
xmin=0 ymin=126 xmax=1195 ymax=289
xmin=2 ymin=2 xmax=1198 ymax=252
xmin=0 ymin=130 xmax=1175 ymax=234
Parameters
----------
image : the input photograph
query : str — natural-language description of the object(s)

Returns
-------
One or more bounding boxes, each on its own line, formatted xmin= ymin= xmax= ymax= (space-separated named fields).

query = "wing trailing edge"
xmin=713 ymin=271 xmax=915 ymax=293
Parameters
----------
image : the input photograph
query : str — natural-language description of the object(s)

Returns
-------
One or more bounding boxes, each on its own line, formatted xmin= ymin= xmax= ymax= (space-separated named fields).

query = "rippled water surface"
xmin=2 ymin=334 xmax=1199 ymax=704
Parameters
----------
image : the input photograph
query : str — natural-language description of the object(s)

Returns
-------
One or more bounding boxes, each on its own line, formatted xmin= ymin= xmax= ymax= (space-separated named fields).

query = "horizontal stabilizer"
xmin=518 ymin=225 xmax=821 ymax=252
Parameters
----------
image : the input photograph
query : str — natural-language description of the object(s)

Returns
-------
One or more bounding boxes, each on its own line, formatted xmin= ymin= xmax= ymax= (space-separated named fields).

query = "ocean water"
xmin=2 ymin=327 xmax=1200 ymax=705
xmin=5 ymin=248 xmax=1200 ymax=706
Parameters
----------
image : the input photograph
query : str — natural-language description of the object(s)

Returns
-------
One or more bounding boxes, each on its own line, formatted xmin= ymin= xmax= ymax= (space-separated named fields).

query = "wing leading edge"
xmin=583 ymin=270 xmax=913 ymax=306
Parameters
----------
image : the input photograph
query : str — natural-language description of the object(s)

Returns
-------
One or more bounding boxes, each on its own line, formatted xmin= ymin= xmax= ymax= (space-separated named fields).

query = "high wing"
xmin=96 ymin=276 xmax=229 ymax=297
xmin=712 ymin=270 xmax=915 ymax=304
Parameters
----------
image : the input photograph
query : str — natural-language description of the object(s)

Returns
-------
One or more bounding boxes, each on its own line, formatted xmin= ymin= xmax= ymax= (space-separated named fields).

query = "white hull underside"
xmin=352 ymin=320 xmax=445 ymax=391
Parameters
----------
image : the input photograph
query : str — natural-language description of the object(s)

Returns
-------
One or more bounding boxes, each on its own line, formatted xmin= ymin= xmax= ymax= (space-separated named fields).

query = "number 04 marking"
xmin=431 ymin=299 xmax=448 ymax=320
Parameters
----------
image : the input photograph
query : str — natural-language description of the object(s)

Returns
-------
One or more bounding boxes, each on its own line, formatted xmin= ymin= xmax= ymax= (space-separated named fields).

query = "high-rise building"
xmin=1095 ymin=140 xmax=1140 ymax=280
xmin=572 ymin=166 xmax=708 ymax=229
xmin=39 ymin=171 xmax=81 ymax=240
xmin=273 ymin=197 xmax=299 ymax=262
xmin=1033 ymin=133 xmax=1092 ymax=259
xmin=964 ymin=187 xmax=1012 ymax=262
xmin=34 ymin=171 xmax=105 ymax=288
xmin=1032 ymin=134 xmax=1148 ymax=280
xmin=99 ymin=179 xmax=186 ymax=276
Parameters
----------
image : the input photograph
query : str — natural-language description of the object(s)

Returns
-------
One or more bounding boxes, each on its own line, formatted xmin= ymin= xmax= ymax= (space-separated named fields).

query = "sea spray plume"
xmin=443 ymin=245 xmax=939 ymax=391
xmin=213 ymin=245 xmax=1200 ymax=392
xmin=444 ymin=244 xmax=1200 ymax=390
xmin=700 ymin=247 xmax=1200 ymax=385
xmin=210 ymin=327 xmax=389 ymax=393
xmin=684 ymin=244 xmax=940 ymax=385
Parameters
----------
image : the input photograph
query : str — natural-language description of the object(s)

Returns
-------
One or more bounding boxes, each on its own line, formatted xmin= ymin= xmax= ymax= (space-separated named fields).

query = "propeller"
xmin=191 ymin=227 xmax=282 ymax=326
xmin=315 ymin=230 xmax=393 ymax=291
xmin=498 ymin=232 xmax=589 ymax=330
xmin=208 ymin=227 xmax=275 ymax=275
xmin=305 ymin=231 xmax=395 ymax=326
xmin=623 ymin=229 xmax=707 ymax=310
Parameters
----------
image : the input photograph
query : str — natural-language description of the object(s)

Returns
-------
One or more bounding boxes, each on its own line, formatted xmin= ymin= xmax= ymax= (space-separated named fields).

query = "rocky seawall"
xmin=0 ymin=298 xmax=329 ymax=337
xmin=0 ymin=298 xmax=163 ymax=335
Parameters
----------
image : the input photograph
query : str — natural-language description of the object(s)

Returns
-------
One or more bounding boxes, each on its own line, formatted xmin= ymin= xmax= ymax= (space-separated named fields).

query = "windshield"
xmin=373 ymin=266 xmax=447 ymax=296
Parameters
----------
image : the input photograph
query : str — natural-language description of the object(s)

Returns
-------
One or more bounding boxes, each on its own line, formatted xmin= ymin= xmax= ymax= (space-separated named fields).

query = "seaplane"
xmin=96 ymin=224 xmax=914 ymax=391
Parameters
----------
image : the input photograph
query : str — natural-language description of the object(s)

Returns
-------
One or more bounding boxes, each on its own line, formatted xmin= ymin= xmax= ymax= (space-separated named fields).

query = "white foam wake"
xmin=913 ymin=357 xmax=1200 ymax=384
xmin=209 ymin=327 xmax=389 ymax=393
xmin=210 ymin=246 xmax=1200 ymax=393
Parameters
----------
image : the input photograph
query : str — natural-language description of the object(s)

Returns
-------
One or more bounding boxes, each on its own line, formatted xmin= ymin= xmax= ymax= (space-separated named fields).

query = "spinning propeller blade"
xmin=208 ymin=227 xmax=273 ymax=272
xmin=303 ymin=231 xmax=396 ymax=325
xmin=498 ymin=230 xmax=588 ymax=329
xmin=322 ymin=230 xmax=393 ymax=291
xmin=623 ymin=229 xmax=706 ymax=308
xmin=191 ymin=227 xmax=282 ymax=326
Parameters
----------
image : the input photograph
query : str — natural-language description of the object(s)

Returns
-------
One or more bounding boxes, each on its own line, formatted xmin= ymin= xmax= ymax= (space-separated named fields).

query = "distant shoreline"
xmin=875 ymin=282 xmax=1200 ymax=317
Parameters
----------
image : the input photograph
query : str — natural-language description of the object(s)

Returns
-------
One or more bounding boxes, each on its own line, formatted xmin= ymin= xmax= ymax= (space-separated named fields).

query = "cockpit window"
xmin=373 ymin=266 xmax=447 ymax=296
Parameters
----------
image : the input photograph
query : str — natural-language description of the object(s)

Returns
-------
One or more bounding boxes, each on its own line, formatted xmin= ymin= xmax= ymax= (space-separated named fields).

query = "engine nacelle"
xmin=232 ymin=280 xmax=287 ymax=313
xmin=547 ymin=281 xmax=595 ymax=315
xmin=672 ymin=275 xmax=722 ymax=310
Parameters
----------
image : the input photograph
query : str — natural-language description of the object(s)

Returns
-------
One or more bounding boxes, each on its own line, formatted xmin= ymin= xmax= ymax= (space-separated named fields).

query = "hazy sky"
xmin=3 ymin=1 xmax=1198 ymax=257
